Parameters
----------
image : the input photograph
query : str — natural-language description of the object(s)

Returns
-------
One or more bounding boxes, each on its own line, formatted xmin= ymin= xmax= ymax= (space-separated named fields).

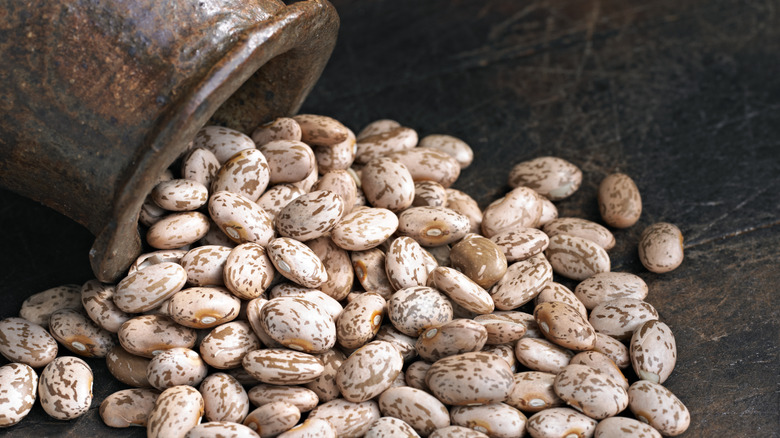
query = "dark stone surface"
xmin=1 ymin=0 xmax=778 ymax=436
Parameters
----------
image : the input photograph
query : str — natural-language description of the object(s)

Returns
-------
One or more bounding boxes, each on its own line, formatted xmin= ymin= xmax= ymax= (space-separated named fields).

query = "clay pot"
xmin=0 ymin=0 xmax=339 ymax=281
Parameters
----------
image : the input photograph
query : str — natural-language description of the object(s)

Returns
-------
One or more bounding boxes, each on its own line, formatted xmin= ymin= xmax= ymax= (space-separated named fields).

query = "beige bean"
xmin=481 ymin=187 xmax=543 ymax=237
xmin=525 ymin=407 xmax=597 ymax=438
xmin=428 ymin=266 xmax=495 ymax=315
xmin=361 ymin=157 xmax=416 ymax=212
xmin=332 ymin=208 xmax=399 ymax=252
xmin=553 ymin=364 xmax=629 ymax=419
xmin=243 ymin=401 xmax=300 ymax=438
xmin=314 ymin=129 xmax=357 ymax=172
xmin=200 ymin=373 xmax=250 ymax=423
xmin=0 ymin=363 xmax=38 ymax=427
xmin=336 ymin=292 xmax=385 ymax=349
xmin=387 ymin=147 xmax=461 ymax=188
xmin=260 ymin=297 xmax=336 ymax=353
xmin=419 ymin=134 xmax=474 ymax=168
xmin=351 ymin=248 xmax=395 ymax=299
xmin=223 ymin=243 xmax=275 ymax=300
xmin=535 ymin=301 xmax=596 ymax=351
xmin=375 ymin=325 xmax=419 ymax=362
xmin=276 ymin=190 xmax=344 ymax=241
xmin=413 ymin=180 xmax=448 ymax=207
xmin=129 ymin=249 xmax=188 ymax=274
xmin=426 ymin=351 xmax=515 ymax=406
xmin=446 ymin=189 xmax=482 ymax=234
xmin=628 ymin=381 xmax=690 ymax=436
xmin=405 ymin=360 xmax=432 ymax=392
xmin=147 ymin=385 xmax=205 ymax=438
xmin=304 ymin=348 xmax=346 ymax=403
xmin=598 ymin=173 xmax=642 ymax=228
xmin=38 ymin=356 xmax=93 ymax=420
xmin=49 ymin=308 xmax=115 ymax=358
xmin=266 ymin=237 xmax=328 ymax=288
xmin=106 ymin=345 xmax=152 ymax=387
xmin=385 ymin=236 xmax=430 ymax=291
xmin=242 ymin=349 xmax=324 ymax=385
xmin=355 ymin=126 xmax=418 ymax=164
xmin=490 ymin=227 xmax=550 ymax=263
xmin=593 ymin=332 xmax=630 ymax=369
xmin=490 ymin=254 xmax=553 ymax=310
xmin=256 ymin=184 xmax=305 ymax=222
xmin=147 ymin=211 xmax=211 ymax=249
xmin=306 ymin=236 xmax=354 ymax=301
xmin=80 ymin=280 xmax=130 ymax=333
xmin=147 ymin=347 xmax=207 ymax=390
xmin=429 ymin=426 xmax=490 ymax=438
xmin=574 ymin=272 xmax=649 ymax=311
xmin=594 ymin=417 xmax=662 ymax=438
xmin=357 ymin=119 xmax=401 ymax=140
xmin=508 ymin=156 xmax=582 ymax=201
xmin=638 ymin=222 xmax=684 ymax=273
xmin=336 ymin=340 xmax=403 ymax=402
xmin=398 ymin=206 xmax=470 ymax=246
xmin=308 ymin=399 xmax=381 ymax=438
xmin=535 ymin=282 xmax=588 ymax=318
xmin=505 ymin=371 xmax=563 ymax=413
xmin=259 ymin=140 xmax=317 ymax=184
xmin=269 ymin=285 xmax=344 ymax=321
xmin=245 ymin=298 xmax=283 ymax=349
xmin=200 ymin=321 xmax=260 ymax=369
xmin=208 ymin=191 xmax=275 ymax=245
xmin=416 ymin=319 xmax=488 ymax=362
xmin=379 ymin=386 xmax=450 ymax=435
xmin=251 ymin=117 xmax=302 ymax=145
xmin=114 ymin=262 xmax=187 ymax=313
xmin=365 ymin=417 xmax=422 ymax=438
xmin=152 ymin=179 xmax=209 ymax=212
xmin=450 ymin=403 xmax=527 ymax=438
xmin=630 ymin=320 xmax=677 ymax=384
xmin=473 ymin=314 xmax=527 ymax=345
xmin=482 ymin=343 xmax=518 ymax=372
xmin=118 ymin=314 xmax=197 ymax=358
xmin=312 ymin=170 xmax=358 ymax=217
xmin=193 ymin=125 xmax=256 ymax=164
xmin=248 ymin=384 xmax=318 ymax=413
xmin=19 ymin=284 xmax=82 ymax=328
xmin=450 ymin=234 xmax=508 ymax=289
xmin=545 ymin=234 xmax=610 ymax=281
xmin=181 ymin=147 xmax=220 ymax=188
xmin=0 ymin=317 xmax=58 ymax=368
xmin=168 ymin=286 xmax=240 ymax=328
xmin=100 ymin=388 xmax=159 ymax=428
xmin=538 ymin=197 xmax=558 ymax=226
xmin=514 ymin=337 xmax=573 ymax=374
xmin=277 ymin=418 xmax=336 ymax=438
xmin=293 ymin=114 xmax=350 ymax=147
xmin=570 ymin=351 xmax=628 ymax=391
xmin=182 ymin=245 xmax=232 ymax=286
xmin=543 ymin=218 xmax=616 ymax=251
xmin=589 ymin=298 xmax=659 ymax=340
xmin=186 ymin=422 xmax=261 ymax=438
xmin=388 ymin=286 xmax=453 ymax=337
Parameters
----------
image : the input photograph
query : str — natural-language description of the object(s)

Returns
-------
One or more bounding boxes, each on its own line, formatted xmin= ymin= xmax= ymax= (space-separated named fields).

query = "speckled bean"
xmin=180 ymin=245 xmax=232 ymax=286
xmin=638 ymin=222 xmax=684 ymax=273
xmin=490 ymin=254 xmax=553 ymax=310
xmin=0 ymin=363 xmax=37 ymax=427
xmin=387 ymin=147 xmax=461 ymax=188
xmin=224 ymin=242 xmax=275 ymax=300
xmin=398 ymin=206 xmax=470 ymax=246
xmin=314 ymin=129 xmax=357 ymax=172
xmin=118 ymin=314 xmax=197 ymax=358
xmin=304 ymin=348 xmax=345 ymax=403
xmin=199 ymin=321 xmax=260 ymax=369
xmin=357 ymin=119 xmax=401 ymax=140
xmin=416 ymin=318 xmax=488 ymax=362
xmin=425 ymin=351 xmax=515 ymax=406
xmin=450 ymin=403 xmax=527 ymax=438
xmin=306 ymin=236 xmax=354 ymax=301
xmin=152 ymin=179 xmax=209 ymax=211
xmin=630 ymin=320 xmax=677 ymax=384
xmin=525 ymin=407 xmax=597 ymax=438
xmin=387 ymin=286 xmax=453 ymax=336
xmin=336 ymin=292 xmax=385 ymax=349
xmin=365 ymin=417 xmax=422 ymax=438
xmin=446 ymin=189 xmax=482 ymax=234
xmin=106 ymin=345 xmax=152 ymax=387
xmin=378 ymin=386 xmax=450 ymax=436
xmin=543 ymin=218 xmax=615 ymax=250
xmin=490 ymin=227 xmax=550 ymax=263
xmin=208 ymin=191 xmax=275 ymax=245
xmin=514 ymin=337 xmax=573 ymax=374
xmin=100 ymin=388 xmax=159 ymax=428
xmin=508 ymin=157 xmax=582 ymax=201
xmin=80 ymin=280 xmax=130 ymax=333
xmin=242 ymin=349 xmax=324 ymax=385
xmin=186 ymin=422 xmax=261 ymax=438
xmin=598 ymin=173 xmax=642 ymax=229
xmin=146 ymin=211 xmax=211 ymax=249
xmin=594 ymin=417 xmax=662 ymax=438
xmin=293 ymin=114 xmax=350 ymax=147
xmin=593 ymin=332 xmax=631 ymax=369
xmin=332 ymin=208 xmax=399 ymax=252
xmin=19 ymin=284 xmax=82 ymax=328
xmin=308 ymin=399 xmax=381 ymax=438
xmin=628 ymin=381 xmax=690 ymax=436
xmin=428 ymin=266 xmax=495 ymax=315
xmin=49 ymin=308 xmax=115 ymax=358
xmin=570 ymin=351 xmax=628 ymax=391
xmin=248 ymin=384 xmax=318 ymax=413
xmin=505 ymin=371 xmax=563 ymax=413
xmin=251 ymin=117 xmax=302 ymax=145
xmin=266 ymin=237 xmax=328 ymax=288
xmin=243 ymin=401 xmax=300 ymax=438
xmin=181 ymin=147 xmax=220 ymax=188
xmin=38 ymin=356 xmax=93 ymax=420
xmin=147 ymin=347 xmax=208 ymax=390
xmin=336 ymin=340 xmax=403 ymax=402
xmin=413 ymin=180 xmax=449 ymax=207
xmin=260 ymin=297 xmax=336 ymax=353
xmin=114 ymin=262 xmax=187 ymax=313
xmin=473 ymin=314 xmax=527 ymax=345
xmin=481 ymin=187 xmax=543 ymax=237
xmin=193 ymin=125 xmax=255 ymax=164
xmin=168 ymin=286 xmax=240 ymax=328
xmin=535 ymin=282 xmax=587 ymax=318
xmin=574 ymin=272 xmax=649 ymax=311
xmin=545 ymin=234 xmax=611 ymax=281
xmin=385 ymin=236 xmax=430 ymax=291
xmin=361 ymin=157 xmax=416 ymax=212
xmin=147 ymin=385 xmax=205 ymax=438
xmin=589 ymin=298 xmax=659 ymax=341
xmin=0 ymin=317 xmax=58 ymax=368
xmin=553 ymin=364 xmax=629 ymax=419
xmin=355 ymin=126 xmax=418 ymax=164
xmin=199 ymin=373 xmax=250 ymax=423
xmin=534 ymin=301 xmax=596 ymax=351
xmin=450 ymin=234 xmax=508 ymax=289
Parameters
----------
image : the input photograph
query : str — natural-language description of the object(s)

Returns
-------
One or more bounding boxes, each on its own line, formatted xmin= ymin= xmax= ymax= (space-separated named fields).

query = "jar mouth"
xmin=90 ymin=0 xmax=339 ymax=282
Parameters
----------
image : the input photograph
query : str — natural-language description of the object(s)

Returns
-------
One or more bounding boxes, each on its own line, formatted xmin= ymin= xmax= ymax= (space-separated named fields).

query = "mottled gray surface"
xmin=1 ymin=0 xmax=778 ymax=436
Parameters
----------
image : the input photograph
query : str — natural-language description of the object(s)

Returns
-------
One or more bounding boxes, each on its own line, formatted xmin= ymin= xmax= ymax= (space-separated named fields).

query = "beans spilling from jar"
xmin=0 ymin=115 xmax=687 ymax=437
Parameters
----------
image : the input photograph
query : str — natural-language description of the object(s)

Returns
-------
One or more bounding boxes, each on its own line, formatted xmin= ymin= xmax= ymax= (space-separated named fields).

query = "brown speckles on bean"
xmin=0 ymin=317 xmax=58 ymax=367
xmin=387 ymin=286 xmax=453 ymax=337
xmin=0 ymin=363 xmax=38 ymax=427
xmin=147 ymin=211 xmax=211 ymax=249
xmin=481 ymin=187 xmax=543 ymax=237
xmin=38 ymin=356 xmax=93 ymax=420
xmin=152 ymin=179 xmax=209 ymax=211
xmin=425 ymin=351 xmax=515 ymax=406
xmin=638 ymin=222 xmax=684 ymax=273
xmin=267 ymin=238 xmax=328 ymax=288
xmin=336 ymin=340 xmax=403 ymax=402
xmin=630 ymin=320 xmax=677 ymax=384
xmin=544 ymin=234 xmax=610 ymax=281
xmin=398 ymin=206 xmax=470 ymax=246
xmin=508 ymin=156 xmax=582 ymax=201
xmin=199 ymin=373 xmax=250 ymax=423
xmin=378 ymin=386 xmax=450 ymax=435
xmin=199 ymin=320 xmax=260 ymax=369
xmin=242 ymin=349 xmax=324 ymax=385
xmin=589 ymin=298 xmax=659 ymax=341
xmin=147 ymin=385 xmax=204 ymax=438
xmin=598 ymin=173 xmax=642 ymax=228
xmin=628 ymin=380 xmax=690 ymax=436
xmin=361 ymin=157 xmax=415 ymax=212
xmin=208 ymin=191 xmax=274 ymax=245
xmin=534 ymin=301 xmax=596 ymax=351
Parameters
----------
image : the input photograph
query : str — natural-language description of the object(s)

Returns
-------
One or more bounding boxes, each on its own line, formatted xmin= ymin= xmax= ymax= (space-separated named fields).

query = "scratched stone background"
xmin=1 ymin=0 xmax=778 ymax=436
